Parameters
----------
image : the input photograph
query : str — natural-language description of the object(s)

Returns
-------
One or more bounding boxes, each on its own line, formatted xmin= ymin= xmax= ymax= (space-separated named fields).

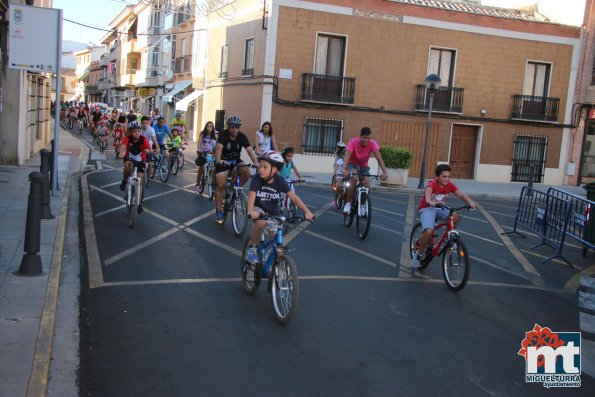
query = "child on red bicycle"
xmin=412 ymin=164 xmax=476 ymax=269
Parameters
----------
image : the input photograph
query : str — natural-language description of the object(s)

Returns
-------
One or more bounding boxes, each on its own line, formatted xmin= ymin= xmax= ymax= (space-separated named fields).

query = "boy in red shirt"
xmin=118 ymin=121 xmax=152 ymax=214
xmin=412 ymin=164 xmax=476 ymax=269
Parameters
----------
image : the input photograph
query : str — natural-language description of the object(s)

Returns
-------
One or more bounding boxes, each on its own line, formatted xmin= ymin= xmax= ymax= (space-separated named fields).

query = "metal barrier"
xmin=547 ymin=187 xmax=595 ymax=257
xmin=503 ymin=186 xmax=573 ymax=267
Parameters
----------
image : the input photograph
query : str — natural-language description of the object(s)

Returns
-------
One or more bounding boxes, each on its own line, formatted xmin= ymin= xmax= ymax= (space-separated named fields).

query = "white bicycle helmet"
xmin=128 ymin=121 xmax=142 ymax=130
xmin=258 ymin=150 xmax=284 ymax=169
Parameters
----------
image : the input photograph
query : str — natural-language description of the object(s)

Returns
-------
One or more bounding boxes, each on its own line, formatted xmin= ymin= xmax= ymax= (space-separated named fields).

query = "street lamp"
xmin=418 ymin=73 xmax=442 ymax=189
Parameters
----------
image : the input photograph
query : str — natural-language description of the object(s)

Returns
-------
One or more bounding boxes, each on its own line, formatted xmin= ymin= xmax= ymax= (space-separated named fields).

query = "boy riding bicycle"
xmin=412 ymin=164 xmax=476 ymax=269
xmin=246 ymin=151 xmax=314 ymax=264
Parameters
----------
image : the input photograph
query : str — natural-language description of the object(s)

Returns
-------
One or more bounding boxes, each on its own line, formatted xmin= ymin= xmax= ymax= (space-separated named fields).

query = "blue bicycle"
xmin=240 ymin=214 xmax=312 ymax=324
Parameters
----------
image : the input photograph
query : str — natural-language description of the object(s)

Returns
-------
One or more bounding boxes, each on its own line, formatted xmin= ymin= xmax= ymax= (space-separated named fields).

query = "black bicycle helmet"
xmin=281 ymin=146 xmax=294 ymax=159
xmin=226 ymin=115 xmax=242 ymax=126
xmin=128 ymin=120 xmax=142 ymax=130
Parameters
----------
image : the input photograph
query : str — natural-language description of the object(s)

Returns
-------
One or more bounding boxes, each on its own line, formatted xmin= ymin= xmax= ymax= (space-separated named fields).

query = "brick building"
xmin=203 ymin=0 xmax=582 ymax=184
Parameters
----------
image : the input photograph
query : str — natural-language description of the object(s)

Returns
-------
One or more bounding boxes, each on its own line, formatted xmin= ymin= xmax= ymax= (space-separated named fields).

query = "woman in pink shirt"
xmin=341 ymin=127 xmax=388 ymax=214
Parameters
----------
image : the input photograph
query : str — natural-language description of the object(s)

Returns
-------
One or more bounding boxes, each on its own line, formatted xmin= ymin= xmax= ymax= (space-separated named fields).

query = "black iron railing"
xmin=511 ymin=134 xmax=548 ymax=182
xmin=511 ymin=95 xmax=559 ymax=122
xmin=302 ymin=118 xmax=343 ymax=155
xmin=301 ymin=73 xmax=355 ymax=104
xmin=415 ymin=85 xmax=464 ymax=113
xmin=242 ymin=68 xmax=253 ymax=76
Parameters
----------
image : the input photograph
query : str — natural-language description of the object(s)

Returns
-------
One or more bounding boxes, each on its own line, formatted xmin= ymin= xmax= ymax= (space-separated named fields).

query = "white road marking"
xmin=399 ymin=193 xmax=417 ymax=278
xmin=183 ymin=228 xmax=242 ymax=256
xmin=104 ymin=228 xmax=181 ymax=266
xmin=95 ymin=205 xmax=126 ymax=218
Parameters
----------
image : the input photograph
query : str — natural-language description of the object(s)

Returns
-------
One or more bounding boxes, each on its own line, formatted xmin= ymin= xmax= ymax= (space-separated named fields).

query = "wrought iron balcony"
xmin=242 ymin=67 xmax=253 ymax=76
xmin=511 ymin=95 xmax=559 ymax=122
xmin=301 ymin=73 xmax=355 ymax=104
xmin=415 ymin=85 xmax=464 ymax=113
xmin=85 ymin=85 xmax=99 ymax=94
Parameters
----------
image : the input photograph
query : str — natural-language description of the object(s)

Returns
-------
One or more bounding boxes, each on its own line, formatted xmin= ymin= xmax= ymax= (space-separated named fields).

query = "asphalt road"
xmin=75 ymin=130 xmax=595 ymax=396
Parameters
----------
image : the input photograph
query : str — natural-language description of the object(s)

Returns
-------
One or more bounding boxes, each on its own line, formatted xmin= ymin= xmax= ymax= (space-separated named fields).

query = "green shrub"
xmin=379 ymin=146 xmax=413 ymax=169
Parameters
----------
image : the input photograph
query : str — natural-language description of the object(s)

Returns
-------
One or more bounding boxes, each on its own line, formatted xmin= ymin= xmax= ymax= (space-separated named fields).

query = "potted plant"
xmin=379 ymin=146 xmax=413 ymax=186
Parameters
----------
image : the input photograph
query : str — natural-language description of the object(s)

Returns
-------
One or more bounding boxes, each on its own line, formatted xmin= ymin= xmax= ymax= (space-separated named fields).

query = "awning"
xmin=162 ymin=80 xmax=192 ymax=103
xmin=175 ymin=90 xmax=202 ymax=111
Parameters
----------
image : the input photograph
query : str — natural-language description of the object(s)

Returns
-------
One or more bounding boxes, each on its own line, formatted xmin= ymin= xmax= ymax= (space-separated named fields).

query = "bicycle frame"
xmin=127 ymin=166 xmax=141 ymax=207
xmin=429 ymin=215 xmax=458 ymax=258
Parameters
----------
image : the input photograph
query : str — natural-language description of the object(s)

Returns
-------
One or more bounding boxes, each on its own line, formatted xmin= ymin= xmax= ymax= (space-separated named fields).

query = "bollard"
xmin=40 ymin=149 xmax=55 ymax=219
xmin=15 ymin=172 xmax=45 ymax=277
xmin=49 ymin=139 xmax=59 ymax=191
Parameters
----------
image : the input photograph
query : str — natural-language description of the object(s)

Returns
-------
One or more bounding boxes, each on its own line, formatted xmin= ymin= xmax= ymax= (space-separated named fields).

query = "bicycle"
xmin=221 ymin=161 xmax=255 ymax=237
xmin=409 ymin=204 xmax=473 ymax=291
xmin=177 ymin=144 xmax=186 ymax=170
xmin=343 ymin=173 xmax=378 ymax=240
xmin=279 ymin=179 xmax=304 ymax=220
xmin=240 ymin=214 xmax=312 ymax=324
xmin=77 ymin=117 xmax=84 ymax=135
xmin=97 ymin=134 xmax=107 ymax=154
xmin=196 ymin=152 xmax=215 ymax=199
xmin=124 ymin=159 xmax=144 ymax=228
xmin=150 ymin=152 xmax=171 ymax=183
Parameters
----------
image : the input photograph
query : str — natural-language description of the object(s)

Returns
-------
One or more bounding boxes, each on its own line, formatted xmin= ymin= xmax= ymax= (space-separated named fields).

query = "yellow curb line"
xmin=27 ymin=172 xmax=71 ymax=397
xmin=81 ymin=171 xmax=104 ymax=289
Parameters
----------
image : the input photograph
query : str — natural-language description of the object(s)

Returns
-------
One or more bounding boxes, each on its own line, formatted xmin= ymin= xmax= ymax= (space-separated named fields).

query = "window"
xmin=523 ymin=61 xmax=551 ymax=97
xmin=243 ymin=38 xmax=254 ymax=76
xmin=511 ymin=134 xmax=548 ymax=182
xmin=151 ymin=46 xmax=160 ymax=67
xmin=151 ymin=10 xmax=161 ymax=27
xmin=315 ymin=34 xmax=345 ymax=77
xmin=170 ymin=34 xmax=177 ymax=71
xmin=220 ymin=43 xmax=228 ymax=79
xmin=303 ymin=118 xmax=343 ymax=155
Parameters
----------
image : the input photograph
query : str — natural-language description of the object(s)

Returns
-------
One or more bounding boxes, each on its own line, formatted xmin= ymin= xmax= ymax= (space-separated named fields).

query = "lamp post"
xmin=418 ymin=74 xmax=442 ymax=189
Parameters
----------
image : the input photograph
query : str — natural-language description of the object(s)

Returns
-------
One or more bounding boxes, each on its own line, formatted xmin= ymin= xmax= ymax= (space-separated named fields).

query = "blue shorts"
xmin=346 ymin=163 xmax=370 ymax=177
xmin=419 ymin=207 xmax=450 ymax=230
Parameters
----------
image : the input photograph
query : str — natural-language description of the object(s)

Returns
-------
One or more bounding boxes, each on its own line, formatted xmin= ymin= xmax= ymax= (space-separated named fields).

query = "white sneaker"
xmin=411 ymin=252 xmax=423 ymax=269
xmin=343 ymin=202 xmax=351 ymax=214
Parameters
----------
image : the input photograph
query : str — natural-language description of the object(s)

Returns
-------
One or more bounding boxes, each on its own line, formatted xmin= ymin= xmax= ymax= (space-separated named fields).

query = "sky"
xmin=54 ymin=0 xmax=587 ymax=46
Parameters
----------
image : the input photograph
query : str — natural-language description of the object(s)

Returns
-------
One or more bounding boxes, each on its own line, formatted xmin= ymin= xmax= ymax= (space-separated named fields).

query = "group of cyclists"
xmin=68 ymin=105 xmax=476 ymax=271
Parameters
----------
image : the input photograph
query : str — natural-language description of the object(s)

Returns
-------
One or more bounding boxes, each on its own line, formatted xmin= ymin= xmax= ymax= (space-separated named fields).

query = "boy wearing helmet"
xmin=118 ymin=121 xmax=152 ymax=214
xmin=245 ymin=151 xmax=314 ymax=264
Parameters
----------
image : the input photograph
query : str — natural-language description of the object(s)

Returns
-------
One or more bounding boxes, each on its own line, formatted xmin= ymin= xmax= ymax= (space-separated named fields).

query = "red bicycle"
xmin=409 ymin=204 xmax=473 ymax=291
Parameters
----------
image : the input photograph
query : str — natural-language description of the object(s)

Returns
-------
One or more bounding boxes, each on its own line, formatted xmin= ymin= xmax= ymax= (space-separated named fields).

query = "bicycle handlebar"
xmin=435 ymin=204 xmax=474 ymax=212
xmin=248 ymin=214 xmax=315 ymax=223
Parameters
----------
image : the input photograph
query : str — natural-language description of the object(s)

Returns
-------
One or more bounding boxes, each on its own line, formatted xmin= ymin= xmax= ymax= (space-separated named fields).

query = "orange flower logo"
xmin=518 ymin=324 xmax=565 ymax=368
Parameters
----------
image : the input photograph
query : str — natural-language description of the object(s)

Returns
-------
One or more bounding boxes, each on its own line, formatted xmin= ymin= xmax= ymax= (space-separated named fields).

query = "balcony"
xmin=99 ymin=54 xmax=108 ymax=67
xmin=242 ymin=67 xmax=254 ymax=76
xmin=218 ymin=71 xmax=227 ymax=79
xmin=414 ymin=85 xmax=464 ymax=113
xmin=301 ymin=73 xmax=355 ymax=104
xmin=511 ymin=95 xmax=559 ymax=122
xmin=174 ymin=55 xmax=192 ymax=75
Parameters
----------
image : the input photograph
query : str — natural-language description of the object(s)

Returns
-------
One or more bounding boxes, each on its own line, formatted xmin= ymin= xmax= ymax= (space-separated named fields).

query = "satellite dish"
xmin=165 ymin=70 xmax=173 ymax=80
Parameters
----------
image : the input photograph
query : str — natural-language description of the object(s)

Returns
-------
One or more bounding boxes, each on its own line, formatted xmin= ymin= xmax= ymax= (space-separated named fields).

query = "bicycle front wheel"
xmin=240 ymin=238 xmax=261 ymax=294
xmin=270 ymin=254 xmax=299 ymax=324
xmin=171 ymin=155 xmax=179 ymax=175
xmin=178 ymin=151 xmax=185 ymax=169
xmin=409 ymin=222 xmax=433 ymax=270
xmin=150 ymin=159 xmax=157 ymax=179
xmin=127 ymin=184 xmax=136 ymax=228
xmin=442 ymin=236 xmax=470 ymax=291
xmin=159 ymin=156 xmax=170 ymax=183
xmin=356 ymin=192 xmax=372 ymax=240
xmin=343 ymin=200 xmax=355 ymax=228
xmin=232 ymin=192 xmax=248 ymax=237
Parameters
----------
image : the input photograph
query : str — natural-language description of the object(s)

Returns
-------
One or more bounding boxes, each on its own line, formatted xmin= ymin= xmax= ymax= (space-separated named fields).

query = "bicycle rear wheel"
xmin=409 ymin=222 xmax=433 ymax=270
xmin=240 ymin=238 xmax=261 ymax=294
xmin=127 ymin=184 xmax=136 ymax=228
xmin=356 ymin=192 xmax=372 ymax=240
xmin=441 ymin=236 xmax=470 ymax=291
xmin=343 ymin=199 xmax=355 ymax=227
xmin=232 ymin=192 xmax=248 ymax=237
xmin=270 ymin=254 xmax=299 ymax=324
xmin=150 ymin=158 xmax=157 ymax=179
xmin=159 ymin=156 xmax=170 ymax=183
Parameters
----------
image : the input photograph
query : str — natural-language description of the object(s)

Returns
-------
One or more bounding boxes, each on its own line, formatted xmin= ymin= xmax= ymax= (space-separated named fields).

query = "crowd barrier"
xmin=503 ymin=186 xmax=572 ymax=266
xmin=547 ymin=187 xmax=595 ymax=257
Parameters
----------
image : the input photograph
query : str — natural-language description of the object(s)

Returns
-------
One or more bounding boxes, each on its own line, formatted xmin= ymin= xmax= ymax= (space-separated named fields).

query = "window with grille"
xmin=511 ymin=134 xmax=548 ymax=182
xmin=243 ymin=38 xmax=254 ymax=76
xmin=220 ymin=44 xmax=228 ymax=79
xmin=303 ymin=118 xmax=343 ymax=155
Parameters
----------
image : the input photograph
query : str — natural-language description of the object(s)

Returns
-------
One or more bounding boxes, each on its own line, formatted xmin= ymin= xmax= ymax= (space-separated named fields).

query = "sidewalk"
xmin=0 ymin=122 xmax=86 ymax=397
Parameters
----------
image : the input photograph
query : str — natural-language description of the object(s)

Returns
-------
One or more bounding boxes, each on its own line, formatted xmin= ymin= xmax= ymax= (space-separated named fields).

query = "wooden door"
xmin=450 ymin=125 xmax=477 ymax=179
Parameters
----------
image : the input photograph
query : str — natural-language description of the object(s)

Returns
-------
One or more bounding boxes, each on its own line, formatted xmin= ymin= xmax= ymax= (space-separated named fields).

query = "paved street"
xmin=76 ymin=133 xmax=594 ymax=396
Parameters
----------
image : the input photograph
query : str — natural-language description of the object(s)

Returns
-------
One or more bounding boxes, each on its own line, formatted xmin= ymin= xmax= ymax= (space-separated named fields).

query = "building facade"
xmin=202 ymin=0 xmax=581 ymax=184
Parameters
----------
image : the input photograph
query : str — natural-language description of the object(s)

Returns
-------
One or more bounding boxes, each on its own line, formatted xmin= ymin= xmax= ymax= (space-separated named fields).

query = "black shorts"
xmin=215 ymin=161 xmax=244 ymax=174
xmin=124 ymin=159 xmax=146 ymax=173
